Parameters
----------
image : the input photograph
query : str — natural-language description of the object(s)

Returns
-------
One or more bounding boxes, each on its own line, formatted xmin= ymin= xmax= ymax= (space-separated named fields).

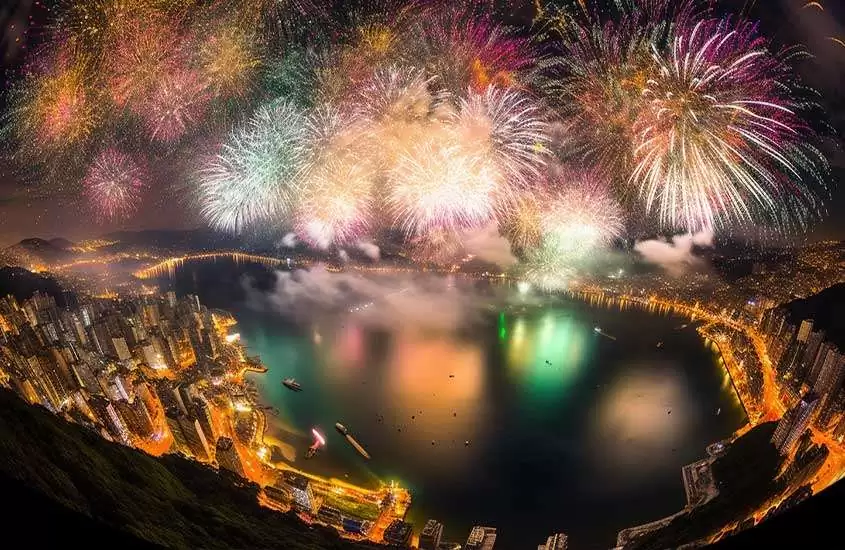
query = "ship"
xmin=282 ymin=378 xmax=302 ymax=392
xmin=306 ymin=428 xmax=326 ymax=459
xmin=335 ymin=422 xmax=371 ymax=460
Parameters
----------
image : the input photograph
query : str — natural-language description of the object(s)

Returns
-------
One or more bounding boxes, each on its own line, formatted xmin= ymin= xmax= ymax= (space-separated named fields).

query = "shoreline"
xmin=233 ymin=285 xmax=754 ymax=547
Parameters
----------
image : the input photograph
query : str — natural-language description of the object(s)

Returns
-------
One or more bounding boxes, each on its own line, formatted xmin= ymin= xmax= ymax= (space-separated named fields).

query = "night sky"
xmin=0 ymin=0 xmax=843 ymax=245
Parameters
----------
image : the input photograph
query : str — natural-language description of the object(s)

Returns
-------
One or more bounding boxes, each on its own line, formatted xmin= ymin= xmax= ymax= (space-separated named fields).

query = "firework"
xmin=194 ymin=22 xmax=262 ymax=99
xmin=106 ymin=12 xmax=185 ymax=111
xmin=500 ymin=191 xmax=545 ymax=253
xmin=408 ymin=227 xmax=466 ymax=264
xmin=401 ymin=1 xmax=534 ymax=95
xmin=198 ymin=100 xmax=308 ymax=233
xmin=451 ymin=86 xmax=551 ymax=200
xmin=348 ymin=66 xmax=440 ymax=122
xmin=296 ymin=106 xmax=376 ymax=247
xmin=142 ymin=68 xmax=210 ymax=143
xmin=388 ymin=127 xmax=499 ymax=237
xmin=229 ymin=0 xmax=323 ymax=44
xmin=262 ymin=47 xmax=325 ymax=108
xmin=524 ymin=169 xmax=623 ymax=286
xmin=632 ymin=18 xmax=825 ymax=231
xmin=11 ymin=62 xmax=98 ymax=155
xmin=84 ymin=148 xmax=147 ymax=221
xmin=297 ymin=156 xmax=377 ymax=247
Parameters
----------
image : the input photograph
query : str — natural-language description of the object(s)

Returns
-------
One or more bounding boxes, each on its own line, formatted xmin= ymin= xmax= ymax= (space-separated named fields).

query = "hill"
xmin=0 ymin=266 xmax=69 ymax=306
xmin=1 ymin=237 xmax=76 ymax=266
xmin=0 ymin=389 xmax=381 ymax=550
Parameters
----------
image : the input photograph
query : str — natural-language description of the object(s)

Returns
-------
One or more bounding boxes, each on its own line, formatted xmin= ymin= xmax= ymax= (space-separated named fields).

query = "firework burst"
xmin=632 ymin=18 xmax=826 ymax=231
xmin=403 ymin=1 xmax=534 ymax=95
xmin=11 ymin=62 xmax=98 ymax=155
xmin=388 ymin=127 xmax=499 ymax=237
xmin=199 ymin=100 xmax=308 ymax=233
xmin=84 ymin=148 xmax=147 ymax=221
xmin=194 ymin=22 xmax=263 ymax=100
xmin=297 ymin=157 xmax=377 ymax=248
xmin=105 ymin=11 xmax=184 ymax=111
xmin=142 ymin=68 xmax=210 ymax=143
xmin=524 ymin=169 xmax=624 ymax=286
xmin=451 ymin=86 xmax=551 ymax=202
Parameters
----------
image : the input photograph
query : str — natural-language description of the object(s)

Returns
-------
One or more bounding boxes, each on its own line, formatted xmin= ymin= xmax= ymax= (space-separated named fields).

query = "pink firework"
xmin=404 ymin=1 xmax=534 ymax=94
xmin=84 ymin=148 xmax=147 ymax=222
xmin=106 ymin=12 xmax=183 ymax=111
xmin=140 ymin=68 xmax=210 ymax=143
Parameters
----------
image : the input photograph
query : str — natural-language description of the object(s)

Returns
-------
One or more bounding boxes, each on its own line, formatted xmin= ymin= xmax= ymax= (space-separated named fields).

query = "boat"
xmin=716 ymin=408 xmax=721 ymax=416
xmin=282 ymin=378 xmax=302 ymax=392
xmin=335 ymin=422 xmax=348 ymax=436
xmin=657 ymin=341 xmax=664 ymax=348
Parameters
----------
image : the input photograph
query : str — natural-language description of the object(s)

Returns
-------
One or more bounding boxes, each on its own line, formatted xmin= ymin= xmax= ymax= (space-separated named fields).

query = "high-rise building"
xmin=538 ymin=533 xmax=568 ymax=550
xmin=215 ymin=436 xmax=245 ymax=477
xmin=165 ymin=407 xmax=190 ymax=453
xmin=808 ymin=342 xmax=834 ymax=387
xmin=833 ymin=414 xmax=845 ymax=443
xmin=141 ymin=343 xmax=167 ymax=370
xmin=177 ymin=414 xmax=212 ymax=461
xmin=112 ymin=337 xmax=131 ymax=361
xmin=802 ymin=329 xmax=825 ymax=364
xmin=115 ymin=399 xmax=153 ymax=438
xmin=797 ymin=320 xmax=813 ymax=343
xmin=813 ymin=349 xmax=844 ymax=397
xmin=193 ymin=399 xmax=216 ymax=442
xmin=419 ymin=519 xmax=444 ymax=550
xmin=283 ymin=471 xmax=316 ymax=514
xmin=465 ymin=526 xmax=497 ymax=550
xmin=772 ymin=393 xmax=820 ymax=455
xmin=383 ymin=520 xmax=413 ymax=547
xmin=89 ymin=396 xmax=132 ymax=445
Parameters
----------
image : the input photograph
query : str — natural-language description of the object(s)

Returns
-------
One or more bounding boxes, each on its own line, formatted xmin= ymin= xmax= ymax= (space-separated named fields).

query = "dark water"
xmin=164 ymin=262 xmax=746 ymax=549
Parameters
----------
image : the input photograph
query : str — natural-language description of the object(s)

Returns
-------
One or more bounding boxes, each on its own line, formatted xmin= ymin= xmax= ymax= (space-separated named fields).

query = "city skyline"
xmin=0 ymin=0 xmax=844 ymax=549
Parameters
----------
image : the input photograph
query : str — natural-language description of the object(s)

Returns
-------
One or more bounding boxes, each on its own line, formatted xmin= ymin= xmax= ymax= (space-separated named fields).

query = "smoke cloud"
xmin=276 ymin=232 xmax=298 ymax=249
xmin=356 ymin=241 xmax=381 ymax=261
xmin=634 ymin=229 xmax=714 ymax=275
xmin=459 ymin=223 xmax=517 ymax=268
xmin=244 ymin=265 xmax=545 ymax=331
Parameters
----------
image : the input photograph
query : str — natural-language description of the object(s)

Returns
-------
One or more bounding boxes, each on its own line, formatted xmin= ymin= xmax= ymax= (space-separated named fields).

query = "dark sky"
xmin=0 ymin=0 xmax=843 ymax=246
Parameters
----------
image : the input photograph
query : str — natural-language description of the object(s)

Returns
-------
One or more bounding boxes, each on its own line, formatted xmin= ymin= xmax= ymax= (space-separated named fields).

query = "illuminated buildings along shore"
xmin=0 ymin=289 xmax=410 ymax=545
xmin=3 ymin=270 xmax=845 ymax=548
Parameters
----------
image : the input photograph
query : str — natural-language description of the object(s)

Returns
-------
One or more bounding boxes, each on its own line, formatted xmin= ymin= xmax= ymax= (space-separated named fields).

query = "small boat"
xmin=656 ymin=342 xmax=664 ymax=348
xmin=282 ymin=378 xmax=302 ymax=392
xmin=716 ymin=408 xmax=721 ymax=416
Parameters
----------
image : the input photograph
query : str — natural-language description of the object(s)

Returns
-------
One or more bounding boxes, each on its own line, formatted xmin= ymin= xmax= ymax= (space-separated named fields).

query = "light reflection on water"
xmin=239 ymin=299 xmax=746 ymax=548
